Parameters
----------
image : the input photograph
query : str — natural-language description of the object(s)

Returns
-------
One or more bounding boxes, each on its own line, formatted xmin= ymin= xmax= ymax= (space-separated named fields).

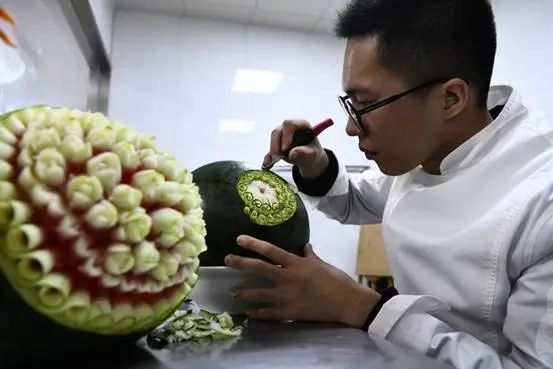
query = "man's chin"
xmin=373 ymin=160 xmax=415 ymax=176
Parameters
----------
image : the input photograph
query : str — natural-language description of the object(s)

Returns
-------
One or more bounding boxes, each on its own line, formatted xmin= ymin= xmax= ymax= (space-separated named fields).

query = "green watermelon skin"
xmin=0 ymin=273 xmax=150 ymax=368
xmin=192 ymin=161 xmax=310 ymax=266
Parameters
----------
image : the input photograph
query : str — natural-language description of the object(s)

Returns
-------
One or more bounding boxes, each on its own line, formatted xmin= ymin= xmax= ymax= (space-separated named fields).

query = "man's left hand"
xmin=224 ymin=235 xmax=381 ymax=327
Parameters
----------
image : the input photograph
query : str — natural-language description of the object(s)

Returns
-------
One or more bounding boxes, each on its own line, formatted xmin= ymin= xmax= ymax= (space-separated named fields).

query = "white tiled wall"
xmin=490 ymin=0 xmax=553 ymax=113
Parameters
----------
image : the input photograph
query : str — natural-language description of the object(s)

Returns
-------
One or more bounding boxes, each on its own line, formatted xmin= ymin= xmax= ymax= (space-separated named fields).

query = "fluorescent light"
xmin=218 ymin=119 xmax=256 ymax=133
xmin=232 ymin=69 xmax=283 ymax=94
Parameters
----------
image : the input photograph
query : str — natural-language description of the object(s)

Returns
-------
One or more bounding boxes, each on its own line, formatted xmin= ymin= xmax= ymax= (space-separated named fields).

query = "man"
xmin=224 ymin=0 xmax=553 ymax=368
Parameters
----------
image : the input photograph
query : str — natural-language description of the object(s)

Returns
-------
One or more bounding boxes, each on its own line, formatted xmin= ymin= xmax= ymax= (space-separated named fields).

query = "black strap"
xmin=360 ymin=287 xmax=399 ymax=331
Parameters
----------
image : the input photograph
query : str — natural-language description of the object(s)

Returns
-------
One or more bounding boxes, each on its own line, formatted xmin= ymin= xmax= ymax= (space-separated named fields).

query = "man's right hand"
xmin=263 ymin=119 xmax=329 ymax=179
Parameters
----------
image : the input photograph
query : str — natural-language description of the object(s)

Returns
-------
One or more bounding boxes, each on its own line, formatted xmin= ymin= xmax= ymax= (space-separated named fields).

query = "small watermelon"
xmin=192 ymin=161 xmax=310 ymax=266
xmin=0 ymin=106 xmax=206 ymax=365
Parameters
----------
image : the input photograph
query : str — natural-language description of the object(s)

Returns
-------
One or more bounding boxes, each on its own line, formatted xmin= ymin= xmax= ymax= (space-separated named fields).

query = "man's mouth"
xmin=359 ymin=146 xmax=378 ymax=160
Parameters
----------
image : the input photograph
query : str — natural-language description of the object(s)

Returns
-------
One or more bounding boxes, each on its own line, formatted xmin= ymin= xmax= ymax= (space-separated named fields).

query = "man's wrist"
xmin=292 ymin=149 xmax=339 ymax=197
xmin=341 ymin=286 xmax=381 ymax=328
xmin=298 ymin=150 xmax=329 ymax=179
xmin=359 ymin=287 xmax=399 ymax=331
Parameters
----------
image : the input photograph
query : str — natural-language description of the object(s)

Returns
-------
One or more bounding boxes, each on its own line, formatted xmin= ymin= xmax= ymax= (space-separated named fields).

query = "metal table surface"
xmin=64 ymin=320 xmax=452 ymax=369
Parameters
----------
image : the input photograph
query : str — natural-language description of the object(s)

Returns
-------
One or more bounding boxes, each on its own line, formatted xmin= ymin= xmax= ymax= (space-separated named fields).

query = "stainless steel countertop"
xmin=68 ymin=320 xmax=452 ymax=369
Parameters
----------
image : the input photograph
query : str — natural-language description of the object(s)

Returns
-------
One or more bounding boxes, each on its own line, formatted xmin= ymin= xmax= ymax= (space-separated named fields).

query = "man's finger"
xmin=224 ymin=254 xmax=282 ymax=281
xmin=232 ymin=288 xmax=278 ymax=303
xmin=246 ymin=306 xmax=291 ymax=321
xmin=281 ymin=119 xmax=310 ymax=152
xmin=237 ymin=235 xmax=296 ymax=266
xmin=269 ymin=127 xmax=283 ymax=156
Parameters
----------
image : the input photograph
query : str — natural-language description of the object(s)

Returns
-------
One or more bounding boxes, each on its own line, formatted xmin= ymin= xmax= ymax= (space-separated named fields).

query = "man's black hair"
xmin=335 ymin=0 xmax=497 ymax=108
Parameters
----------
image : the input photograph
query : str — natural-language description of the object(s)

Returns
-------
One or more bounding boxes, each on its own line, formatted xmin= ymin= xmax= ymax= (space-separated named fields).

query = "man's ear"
xmin=441 ymin=78 xmax=469 ymax=119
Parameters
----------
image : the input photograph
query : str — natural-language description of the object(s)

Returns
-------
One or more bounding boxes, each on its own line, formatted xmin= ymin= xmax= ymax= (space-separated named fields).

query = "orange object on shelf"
xmin=0 ymin=6 xmax=16 ymax=48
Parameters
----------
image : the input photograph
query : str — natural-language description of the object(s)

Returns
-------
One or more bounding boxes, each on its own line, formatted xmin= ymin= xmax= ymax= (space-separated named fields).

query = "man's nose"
xmin=345 ymin=117 xmax=363 ymax=137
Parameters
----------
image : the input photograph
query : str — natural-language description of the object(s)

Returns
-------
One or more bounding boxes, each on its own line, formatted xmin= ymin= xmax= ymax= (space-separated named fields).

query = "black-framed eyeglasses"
xmin=338 ymin=78 xmax=450 ymax=134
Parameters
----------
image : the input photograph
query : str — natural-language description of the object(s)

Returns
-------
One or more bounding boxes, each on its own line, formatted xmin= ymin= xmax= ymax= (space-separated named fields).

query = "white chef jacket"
xmin=303 ymin=86 xmax=553 ymax=369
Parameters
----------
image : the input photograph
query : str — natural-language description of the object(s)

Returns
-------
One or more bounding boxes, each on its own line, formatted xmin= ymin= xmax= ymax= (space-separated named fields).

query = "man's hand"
xmin=263 ymin=119 xmax=329 ymax=179
xmin=224 ymin=235 xmax=381 ymax=327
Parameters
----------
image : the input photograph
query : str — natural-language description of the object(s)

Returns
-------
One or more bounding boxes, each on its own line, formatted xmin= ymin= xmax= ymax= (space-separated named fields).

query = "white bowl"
xmin=189 ymin=267 xmax=274 ymax=315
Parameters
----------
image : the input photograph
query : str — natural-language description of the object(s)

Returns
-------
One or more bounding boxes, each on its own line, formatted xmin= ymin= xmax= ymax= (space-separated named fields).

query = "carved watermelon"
xmin=0 ymin=106 xmax=206 ymax=365
xmin=192 ymin=161 xmax=310 ymax=266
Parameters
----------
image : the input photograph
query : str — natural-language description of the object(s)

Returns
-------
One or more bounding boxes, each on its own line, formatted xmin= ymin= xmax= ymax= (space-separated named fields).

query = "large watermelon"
xmin=192 ymin=161 xmax=310 ymax=266
xmin=0 ymin=106 xmax=206 ymax=366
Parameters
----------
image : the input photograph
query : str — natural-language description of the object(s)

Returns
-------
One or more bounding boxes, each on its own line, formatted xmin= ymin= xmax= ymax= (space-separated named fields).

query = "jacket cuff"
xmin=368 ymin=295 xmax=450 ymax=339
xmin=292 ymin=149 xmax=339 ymax=196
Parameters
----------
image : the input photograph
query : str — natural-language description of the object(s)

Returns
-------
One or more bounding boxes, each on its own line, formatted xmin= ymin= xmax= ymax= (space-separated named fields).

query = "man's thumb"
xmin=304 ymin=243 xmax=320 ymax=260
xmin=288 ymin=146 xmax=313 ymax=162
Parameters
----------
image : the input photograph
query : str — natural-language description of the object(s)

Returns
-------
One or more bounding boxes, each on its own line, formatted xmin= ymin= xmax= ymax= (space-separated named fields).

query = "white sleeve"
xmin=302 ymin=161 xmax=394 ymax=225
xmin=368 ymin=253 xmax=553 ymax=369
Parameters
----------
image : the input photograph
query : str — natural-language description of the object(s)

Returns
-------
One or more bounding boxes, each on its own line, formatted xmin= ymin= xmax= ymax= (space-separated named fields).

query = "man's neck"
xmin=422 ymin=109 xmax=494 ymax=175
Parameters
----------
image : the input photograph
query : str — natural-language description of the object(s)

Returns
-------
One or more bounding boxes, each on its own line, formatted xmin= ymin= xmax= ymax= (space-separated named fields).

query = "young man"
xmin=224 ymin=0 xmax=553 ymax=368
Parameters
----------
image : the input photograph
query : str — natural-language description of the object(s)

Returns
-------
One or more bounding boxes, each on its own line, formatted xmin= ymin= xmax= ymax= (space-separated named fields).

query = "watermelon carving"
xmin=192 ymin=161 xmax=310 ymax=266
xmin=0 ymin=106 xmax=206 ymax=363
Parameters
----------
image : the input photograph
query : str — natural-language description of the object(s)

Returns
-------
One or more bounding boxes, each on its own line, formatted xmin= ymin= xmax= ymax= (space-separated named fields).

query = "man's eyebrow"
xmin=344 ymin=86 xmax=376 ymax=96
